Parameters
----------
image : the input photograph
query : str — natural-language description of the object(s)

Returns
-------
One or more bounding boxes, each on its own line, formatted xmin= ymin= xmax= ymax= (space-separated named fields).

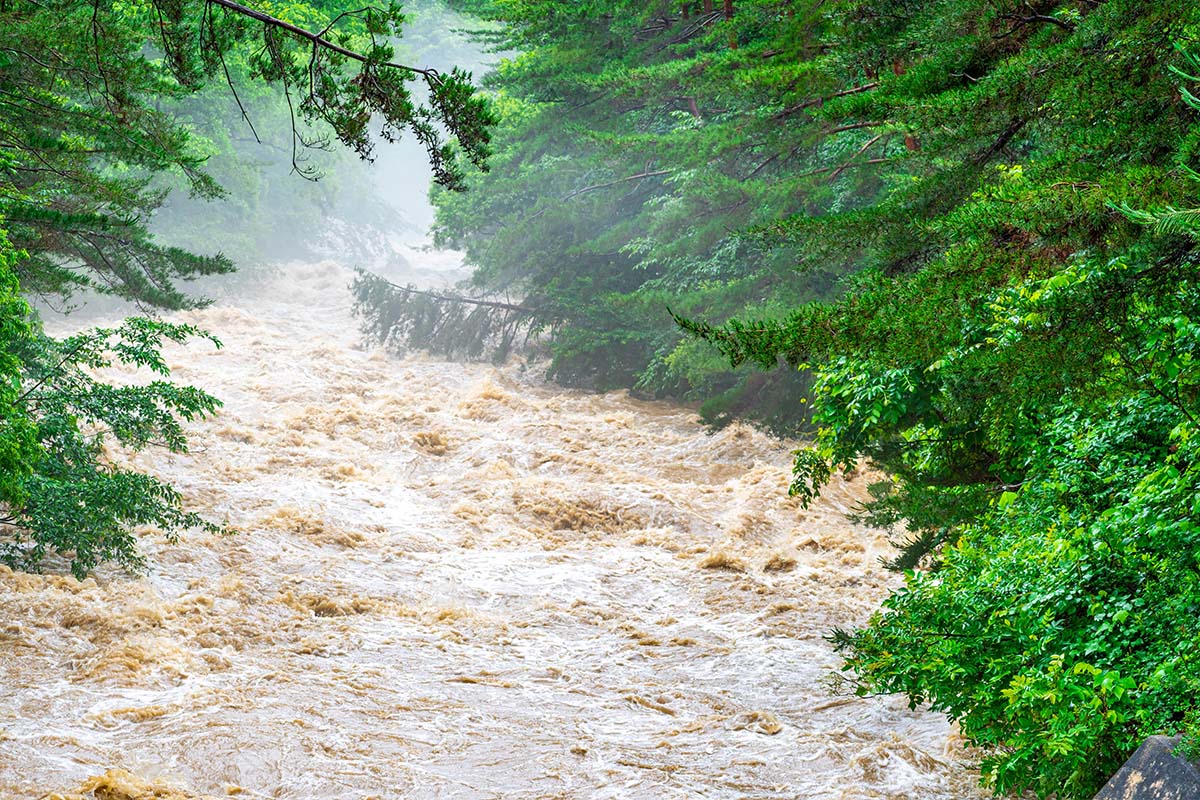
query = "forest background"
xmin=2 ymin=1 xmax=1199 ymax=798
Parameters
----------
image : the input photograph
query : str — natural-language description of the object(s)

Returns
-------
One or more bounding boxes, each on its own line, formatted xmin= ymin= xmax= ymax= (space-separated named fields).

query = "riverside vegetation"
xmin=1 ymin=1 xmax=1198 ymax=798
xmin=0 ymin=0 xmax=493 ymax=577
xmin=355 ymin=1 xmax=1200 ymax=797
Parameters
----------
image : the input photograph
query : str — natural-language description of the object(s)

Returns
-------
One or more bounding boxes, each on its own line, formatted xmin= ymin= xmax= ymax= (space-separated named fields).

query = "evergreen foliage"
xmin=0 ymin=232 xmax=41 ymax=509
xmin=355 ymin=0 xmax=849 ymax=430
xmin=0 ymin=0 xmax=495 ymax=574
xmin=356 ymin=1 xmax=1200 ymax=796
xmin=352 ymin=269 xmax=534 ymax=361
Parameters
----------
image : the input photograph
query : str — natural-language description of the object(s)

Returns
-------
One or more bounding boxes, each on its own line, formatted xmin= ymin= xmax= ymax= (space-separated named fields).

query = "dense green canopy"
xmin=3 ymin=0 xmax=1199 ymax=793
xmin=355 ymin=1 xmax=1200 ymax=796
xmin=0 ymin=0 xmax=494 ymax=576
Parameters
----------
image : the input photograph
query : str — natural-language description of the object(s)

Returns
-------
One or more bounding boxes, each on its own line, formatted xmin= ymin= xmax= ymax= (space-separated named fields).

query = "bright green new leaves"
xmin=1 ymin=226 xmax=226 ymax=578
xmin=835 ymin=387 xmax=1200 ymax=797
xmin=2 ymin=306 xmax=226 ymax=579
xmin=795 ymin=248 xmax=1200 ymax=797
xmin=0 ymin=232 xmax=40 ymax=507
xmin=1 ymin=0 xmax=496 ymax=577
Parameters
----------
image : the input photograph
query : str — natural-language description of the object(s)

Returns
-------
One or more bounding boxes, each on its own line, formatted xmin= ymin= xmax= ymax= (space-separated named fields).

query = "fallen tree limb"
xmin=372 ymin=277 xmax=534 ymax=314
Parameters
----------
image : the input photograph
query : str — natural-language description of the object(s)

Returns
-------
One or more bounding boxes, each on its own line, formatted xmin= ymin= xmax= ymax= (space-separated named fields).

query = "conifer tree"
xmin=0 ymin=0 xmax=496 ymax=576
xmin=359 ymin=2 xmax=1200 ymax=795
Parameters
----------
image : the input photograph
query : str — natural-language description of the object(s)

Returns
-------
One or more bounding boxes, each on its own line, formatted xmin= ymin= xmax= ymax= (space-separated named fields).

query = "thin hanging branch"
xmin=560 ymin=169 xmax=673 ymax=201
xmin=202 ymin=1 xmax=261 ymax=143
xmin=205 ymin=0 xmax=444 ymax=84
xmin=526 ymin=169 xmax=674 ymax=221
xmin=371 ymin=277 xmax=535 ymax=313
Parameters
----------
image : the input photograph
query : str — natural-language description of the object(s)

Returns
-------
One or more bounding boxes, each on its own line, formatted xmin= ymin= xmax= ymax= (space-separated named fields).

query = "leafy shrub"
xmin=1 ymin=233 xmax=225 ymax=578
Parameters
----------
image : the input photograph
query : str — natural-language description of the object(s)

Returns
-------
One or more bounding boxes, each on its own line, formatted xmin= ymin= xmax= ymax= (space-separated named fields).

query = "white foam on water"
xmin=2 ymin=260 xmax=983 ymax=799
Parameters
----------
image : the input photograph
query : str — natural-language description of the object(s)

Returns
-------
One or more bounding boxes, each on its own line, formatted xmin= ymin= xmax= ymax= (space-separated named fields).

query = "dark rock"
xmin=1094 ymin=735 xmax=1200 ymax=800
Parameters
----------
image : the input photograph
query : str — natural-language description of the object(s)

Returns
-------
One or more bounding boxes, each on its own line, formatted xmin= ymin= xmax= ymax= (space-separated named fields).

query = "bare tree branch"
xmin=373 ymin=279 xmax=535 ymax=314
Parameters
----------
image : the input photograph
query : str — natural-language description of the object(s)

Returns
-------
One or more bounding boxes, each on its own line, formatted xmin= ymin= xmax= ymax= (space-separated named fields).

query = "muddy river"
xmin=1 ymin=262 xmax=983 ymax=799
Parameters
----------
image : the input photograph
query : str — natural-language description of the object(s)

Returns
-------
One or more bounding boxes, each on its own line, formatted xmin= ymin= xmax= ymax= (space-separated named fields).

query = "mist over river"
xmin=2 ymin=261 xmax=982 ymax=799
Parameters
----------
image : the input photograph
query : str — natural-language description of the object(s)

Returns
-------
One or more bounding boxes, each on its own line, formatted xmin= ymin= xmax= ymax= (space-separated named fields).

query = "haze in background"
xmin=148 ymin=0 xmax=499 ymax=300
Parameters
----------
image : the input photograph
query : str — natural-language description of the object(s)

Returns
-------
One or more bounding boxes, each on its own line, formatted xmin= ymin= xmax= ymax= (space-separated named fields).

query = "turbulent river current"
xmin=1 ymin=262 xmax=983 ymax=799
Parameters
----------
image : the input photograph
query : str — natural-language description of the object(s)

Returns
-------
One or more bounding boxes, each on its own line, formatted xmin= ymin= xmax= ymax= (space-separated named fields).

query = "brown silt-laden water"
xmin=1 ymin=262 xmax=983 ymax=799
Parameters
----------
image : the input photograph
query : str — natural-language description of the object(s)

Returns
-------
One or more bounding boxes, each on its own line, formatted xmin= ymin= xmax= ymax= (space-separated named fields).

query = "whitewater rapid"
xmin=2 ymin=262 xmax=982 ymax=799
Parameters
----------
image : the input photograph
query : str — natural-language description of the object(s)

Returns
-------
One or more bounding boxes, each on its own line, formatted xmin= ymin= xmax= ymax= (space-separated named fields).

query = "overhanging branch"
xmin=205 ymin=0 xmax=444 ymax=84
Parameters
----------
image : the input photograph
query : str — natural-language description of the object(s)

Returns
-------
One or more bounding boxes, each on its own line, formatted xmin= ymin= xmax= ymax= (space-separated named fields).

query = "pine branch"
xmin=560 ymin=169 xmax=673 ymax=201
xmin=774 ymin=83 xmax=879 ymax=120
xmin=205 ymin=0 xmax=444 ymax=84
xmin=526 ymin=169 xmax=674 ymax=220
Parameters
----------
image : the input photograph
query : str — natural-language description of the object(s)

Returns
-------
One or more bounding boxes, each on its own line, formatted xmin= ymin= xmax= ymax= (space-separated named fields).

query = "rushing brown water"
xmin=2 ymin=262 xmax=983 ymax=800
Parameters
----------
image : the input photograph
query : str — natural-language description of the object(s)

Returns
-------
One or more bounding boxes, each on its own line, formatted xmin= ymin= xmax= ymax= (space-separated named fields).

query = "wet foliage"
xmin=356 ymin=1 xmax=1200 ymax=796
xmin=352 ymin=269 xmax=534 ymax=363
xmin=4 ymin=0 xmax=1200 ymax=796
xmin=0 ymin=0 xmax=495 ymax=573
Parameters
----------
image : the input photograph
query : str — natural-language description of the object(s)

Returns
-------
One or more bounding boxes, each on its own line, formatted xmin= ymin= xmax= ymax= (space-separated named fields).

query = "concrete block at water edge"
xmin=1093 ymin=735 xmax=1200 ymax=800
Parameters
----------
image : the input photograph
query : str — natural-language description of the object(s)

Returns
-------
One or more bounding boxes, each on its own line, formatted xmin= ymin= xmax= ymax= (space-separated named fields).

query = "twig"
xmin=826 ymin=133 xmax=885 ymax=182
xmin=205 ymin=2 xmax=260 ymax=144
xmin=794 ymin=156 xmax=891 ymax=179
xmin=374 ymin=278 xmax=535 ymax=314
xmin=205 ymin=0 xmax=443 ymax=85
xmin=561 ymin=169 xmax=673 ymax=201
xmin=774 ymin=82 xmax=879 ymax=120
xmin=526 ymin=169 xmax=674 ymax=220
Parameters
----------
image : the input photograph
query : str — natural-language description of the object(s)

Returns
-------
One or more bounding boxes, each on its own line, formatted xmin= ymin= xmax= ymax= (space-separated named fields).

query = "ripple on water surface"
xmin=2 ymin=262 xmax=983 ymax=799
